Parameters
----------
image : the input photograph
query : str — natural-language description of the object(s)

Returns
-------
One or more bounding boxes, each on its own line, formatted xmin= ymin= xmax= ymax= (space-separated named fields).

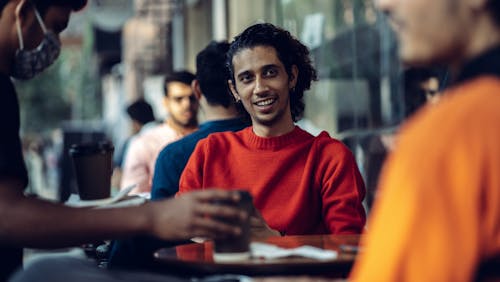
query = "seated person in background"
xmin=121 ymin=71 xmax=199 ymax=195
xmin=112 ymin=99 xmax=156 ymax=189
xmin=367 ymin=66 xmax=446 ymax=208
xmin=151 ymin=41 xmax=249 ymax=199
xmin=403 ymin=66 xmax=445 ymax=113
xmin=380 ymin=66 xmax=445 ymax=152
xmin=178 ymin=23 xmax=366 ymax=237
xmin=350 ymin=0 xmax=500 ymax=280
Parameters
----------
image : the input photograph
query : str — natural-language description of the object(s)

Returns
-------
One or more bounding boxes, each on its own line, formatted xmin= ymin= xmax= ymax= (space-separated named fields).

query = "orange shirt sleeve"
xmin=350 ymin=78 xmax=500 ymax=281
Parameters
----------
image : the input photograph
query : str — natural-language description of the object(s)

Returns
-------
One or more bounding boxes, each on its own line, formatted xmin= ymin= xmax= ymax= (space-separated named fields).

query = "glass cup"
xmin=69 ymin=141 xmax=114 ymax=200
xmin=213 ymin=190 xmax=253 ymax=262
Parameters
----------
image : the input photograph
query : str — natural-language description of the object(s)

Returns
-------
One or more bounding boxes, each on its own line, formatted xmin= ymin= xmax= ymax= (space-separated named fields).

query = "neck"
xmin=252 ymin=118 xmax=295 ymax=138
xmin=202 ymin=104 xmax=240 ymax=122
xmin=166 ymin=118 xmax=197 ymax=135
xmin=450 ymin=17 xmax=500 ymax=76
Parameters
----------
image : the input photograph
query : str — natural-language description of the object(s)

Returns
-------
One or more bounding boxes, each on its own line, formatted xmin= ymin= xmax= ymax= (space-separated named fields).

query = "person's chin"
xmin=184 ymin=118 xmax=198 ymax=127
xmin=399 ymin=48 xmax=433 ymax=67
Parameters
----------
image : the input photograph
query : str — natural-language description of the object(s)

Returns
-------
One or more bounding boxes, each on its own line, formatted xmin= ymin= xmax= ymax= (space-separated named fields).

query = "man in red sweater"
xmin=178 ymin=23 xmax=366 ymax=237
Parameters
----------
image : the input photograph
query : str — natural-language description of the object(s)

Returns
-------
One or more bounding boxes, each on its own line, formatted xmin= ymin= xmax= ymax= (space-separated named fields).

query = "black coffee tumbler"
xmin=69 ymin=141 xmax=114 ymax=200
xmin=213 ymin=190 xmax=253 ymax=262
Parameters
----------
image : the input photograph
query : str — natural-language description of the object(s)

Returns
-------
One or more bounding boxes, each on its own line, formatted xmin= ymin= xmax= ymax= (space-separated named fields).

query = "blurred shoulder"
xmin=201 ymin=126 xmax=250 ymax=144
xmin=314 ymin=130 xmax=351 ymax=150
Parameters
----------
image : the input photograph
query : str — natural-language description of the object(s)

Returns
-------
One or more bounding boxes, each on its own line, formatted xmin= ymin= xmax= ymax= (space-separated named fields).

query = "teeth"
xmin=256 ymin=98 xmax=275 ymax=106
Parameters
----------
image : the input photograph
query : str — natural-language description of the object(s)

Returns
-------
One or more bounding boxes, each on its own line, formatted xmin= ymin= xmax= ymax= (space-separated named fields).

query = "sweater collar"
xmin=243 ymin=126 xmax=312 ymax=150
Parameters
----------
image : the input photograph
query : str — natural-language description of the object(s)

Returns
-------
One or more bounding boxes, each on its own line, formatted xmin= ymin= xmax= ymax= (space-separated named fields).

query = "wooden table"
xmin=153 ymin=234 xmax=360 ymax=277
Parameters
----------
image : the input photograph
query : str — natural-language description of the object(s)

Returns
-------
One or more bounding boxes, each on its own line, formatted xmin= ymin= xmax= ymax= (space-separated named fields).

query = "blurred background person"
xmin=151 ymin=40 xmax=249 ymax=199
xmin=111 ymin=99 xmax=156 ymax=190
xmin=120 ymin=71 xmax=199 ymax=196
xmin=380 ymin=66 xmax=446 ymax=152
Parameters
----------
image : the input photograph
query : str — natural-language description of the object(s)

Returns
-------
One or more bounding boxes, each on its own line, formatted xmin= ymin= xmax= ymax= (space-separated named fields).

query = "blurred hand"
xmin=250 ymin=207 xmax=281 ymax=239
xmin=147 ymin=189 xmax=247 ymax=241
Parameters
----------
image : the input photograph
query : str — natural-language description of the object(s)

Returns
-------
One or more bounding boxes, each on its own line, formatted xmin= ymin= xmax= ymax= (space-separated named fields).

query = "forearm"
xmin=0 ymin=180 xmax=247 ymax=249
xmin=0 ymin=181 xmax=151 ymax=248
xmin=12 ymin=201 xmax=149 ymax=248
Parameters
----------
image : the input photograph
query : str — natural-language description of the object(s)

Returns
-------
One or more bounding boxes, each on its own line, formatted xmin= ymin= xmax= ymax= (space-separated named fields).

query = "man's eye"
xmin=264 ymin=68 xmax=278 ymax=77
xmin=239 ymin=74 xmax=253 ymax=83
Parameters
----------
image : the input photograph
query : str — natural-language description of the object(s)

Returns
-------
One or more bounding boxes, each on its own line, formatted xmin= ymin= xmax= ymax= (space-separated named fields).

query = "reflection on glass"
xmin=277 ymin=0 xmax=404 ymax=210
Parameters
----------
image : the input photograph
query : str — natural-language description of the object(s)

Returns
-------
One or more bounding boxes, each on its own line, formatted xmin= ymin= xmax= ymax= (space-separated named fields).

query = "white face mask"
xmin=12 ymin=6 xmax=61 ymax=80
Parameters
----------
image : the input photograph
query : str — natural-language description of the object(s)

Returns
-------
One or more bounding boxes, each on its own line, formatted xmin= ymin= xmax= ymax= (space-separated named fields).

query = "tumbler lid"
xmin=69 ymin=141 xmax=114 ymax=157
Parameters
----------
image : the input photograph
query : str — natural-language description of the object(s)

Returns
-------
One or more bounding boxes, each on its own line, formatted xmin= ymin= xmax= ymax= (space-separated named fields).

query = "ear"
xmin=13 ymin=0 xmax=36 ymax=48
xmin=289 ymin=65 xmax=299 ymax=89
xmin=228 ymin=79 xmax=240 ymax=102
xmin=191 ymin=79 xmax=202 ymax=100
xmin=162 ymin=96 xmax=170 ymax=114
xmin=15 ymin=0 xmax=34 ymax=26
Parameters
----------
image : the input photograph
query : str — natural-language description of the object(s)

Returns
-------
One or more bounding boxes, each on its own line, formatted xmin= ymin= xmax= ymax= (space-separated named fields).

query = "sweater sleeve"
xmin=321 ymin=142 xmax=366 ymax=234
xmin=177 ymin=139 xmax=207 ymax=195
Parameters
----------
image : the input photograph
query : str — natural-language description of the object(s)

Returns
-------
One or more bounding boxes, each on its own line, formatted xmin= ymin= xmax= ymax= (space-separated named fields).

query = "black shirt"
xmin=0 ymin=73 xmax=28 ymax=281
xmin=456 ymin=45 xmax=500 ymax=83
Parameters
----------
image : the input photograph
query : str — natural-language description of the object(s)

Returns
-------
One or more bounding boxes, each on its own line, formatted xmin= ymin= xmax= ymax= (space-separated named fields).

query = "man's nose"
xmin=253 ymin=76 xmax=270 ymax=95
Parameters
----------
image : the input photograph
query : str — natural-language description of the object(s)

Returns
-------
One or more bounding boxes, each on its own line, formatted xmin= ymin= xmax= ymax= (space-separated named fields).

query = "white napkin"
xmin=250 ymin=242 xmax=338 ymax=260
xmin=65 ymin=184 xmax=144 ymax=208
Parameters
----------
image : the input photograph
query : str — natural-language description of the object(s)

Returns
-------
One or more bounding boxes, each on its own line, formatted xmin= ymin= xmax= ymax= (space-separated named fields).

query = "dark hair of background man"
xmin=162 ymin=70 xmax=195 ymax=97
xmin=195 ymin=41 xmax=233 ymax=108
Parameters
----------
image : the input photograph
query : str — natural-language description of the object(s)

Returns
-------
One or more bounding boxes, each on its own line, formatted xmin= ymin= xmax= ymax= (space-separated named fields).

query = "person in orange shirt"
xmin=350 ymin=0 xmax=500 ymax=281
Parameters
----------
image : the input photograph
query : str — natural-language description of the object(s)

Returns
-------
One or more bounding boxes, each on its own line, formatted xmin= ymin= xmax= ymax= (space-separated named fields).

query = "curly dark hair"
xmin=226 ymin=23 xmax=317 ymax=122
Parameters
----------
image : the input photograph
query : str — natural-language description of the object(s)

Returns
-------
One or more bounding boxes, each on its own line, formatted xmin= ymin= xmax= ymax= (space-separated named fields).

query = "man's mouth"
xmin=254 ymin=98 xmax=277 ymax=107
xmin=182 ymin=111 xmax=194 ymax=118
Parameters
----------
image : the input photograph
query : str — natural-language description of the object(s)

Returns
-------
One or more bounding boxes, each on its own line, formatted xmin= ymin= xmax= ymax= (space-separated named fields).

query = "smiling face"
xmin=229 ymin=45 xmax=298 ymax=137
xmin=376 ymin=0 xmax=473 ymax=66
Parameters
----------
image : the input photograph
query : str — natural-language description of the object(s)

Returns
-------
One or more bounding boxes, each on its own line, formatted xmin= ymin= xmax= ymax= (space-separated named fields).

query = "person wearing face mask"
xmin=0 ymin=1 xmax=247 ymax=281
xmin=10 ymin=0 xmax=60 ymax=80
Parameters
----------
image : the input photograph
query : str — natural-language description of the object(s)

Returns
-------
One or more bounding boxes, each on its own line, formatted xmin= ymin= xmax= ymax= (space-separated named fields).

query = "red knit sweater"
xmin=178 ymin=126 xmax=366 ymax=235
